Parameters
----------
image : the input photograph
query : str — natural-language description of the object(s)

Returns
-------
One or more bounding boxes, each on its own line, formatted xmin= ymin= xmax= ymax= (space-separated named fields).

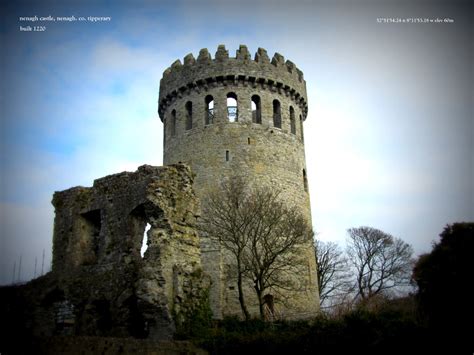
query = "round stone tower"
xmin=158 ymin=44 xmax=319 ymax=319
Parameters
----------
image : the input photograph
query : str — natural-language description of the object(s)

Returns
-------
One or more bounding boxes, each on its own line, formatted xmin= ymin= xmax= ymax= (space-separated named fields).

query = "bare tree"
xmin=314 ymin=240 xmax=352 ymax=308
xmin=347 ymin=226 xmax=414 ymax=300
xmin=200 ymin=176 xmax=313 ymax=320
xmin=199 ymin=176 xmax=253 ymax=320
xmin=243 ymin=187 xmax=313 ymax=319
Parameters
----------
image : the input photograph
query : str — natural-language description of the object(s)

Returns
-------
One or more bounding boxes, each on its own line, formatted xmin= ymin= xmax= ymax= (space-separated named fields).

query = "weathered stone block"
xmin=159 ymin=45 xmax=320 ymax=320
xmin=2 ymin=164 xmax=210 ymax=341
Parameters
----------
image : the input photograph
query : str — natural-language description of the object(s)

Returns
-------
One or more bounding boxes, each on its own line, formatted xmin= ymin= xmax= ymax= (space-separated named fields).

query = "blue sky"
xmin=1 ymin=0 xmax=472 ymax=285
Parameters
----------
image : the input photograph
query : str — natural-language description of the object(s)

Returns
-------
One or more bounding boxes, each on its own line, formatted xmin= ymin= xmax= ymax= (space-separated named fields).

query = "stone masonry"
xmin=0 ymin=45 xmax=320 ymax=352
xmin=1 ymin=164 xmax=209 ymax=344
xmin=158 ymin=45 xmax=320 ymax=319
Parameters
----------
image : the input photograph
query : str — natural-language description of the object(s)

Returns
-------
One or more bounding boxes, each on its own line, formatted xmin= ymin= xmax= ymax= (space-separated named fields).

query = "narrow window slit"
xmin=273 ymin=100 xmax=281 ymax=128
xmin=300 ymin=114 xmax=304 ymax=141
xmin=170 ymin=110 xmax=176 ymax=136
xmin=303 ymin=169 xmax=308 ymax=192
xmin=290 ymin=106 xmax=296 ymax=134
xmin=185 ymin=101 xmax=192 ymax=130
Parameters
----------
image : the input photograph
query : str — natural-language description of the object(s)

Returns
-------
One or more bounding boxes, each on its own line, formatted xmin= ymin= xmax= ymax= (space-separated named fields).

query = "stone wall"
xmin=0 ymin=164 xmax=209 ymax=346
xmin=158 ymin=45 xmax=320 ymax=319
xmin=158 ymin=45 xmax=308 ymax=120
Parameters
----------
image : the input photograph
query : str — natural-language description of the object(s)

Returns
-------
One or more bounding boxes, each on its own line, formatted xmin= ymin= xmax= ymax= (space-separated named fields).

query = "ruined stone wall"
xmin=158 ymin=45 xmax=320 ymax=319
xmin=2 ymin=164 xmax=209 ymax=343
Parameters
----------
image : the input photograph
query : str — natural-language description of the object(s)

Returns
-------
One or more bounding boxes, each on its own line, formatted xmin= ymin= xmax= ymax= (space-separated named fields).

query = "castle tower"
xmin=158 ymin=45 xmax=319 ymax=319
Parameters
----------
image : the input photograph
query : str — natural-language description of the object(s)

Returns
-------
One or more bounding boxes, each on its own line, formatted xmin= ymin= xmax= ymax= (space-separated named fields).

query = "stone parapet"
xmin=158 ymin=45 xmax=308 ymax=120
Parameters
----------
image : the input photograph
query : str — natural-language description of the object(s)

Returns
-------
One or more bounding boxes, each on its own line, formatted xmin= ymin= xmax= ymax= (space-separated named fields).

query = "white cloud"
xmin=2 ymin=0 xmax=472 ymax=285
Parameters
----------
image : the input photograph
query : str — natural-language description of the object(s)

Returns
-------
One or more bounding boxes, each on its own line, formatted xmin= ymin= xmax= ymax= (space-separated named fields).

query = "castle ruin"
xmin=0 ymin=45 xmax=319 ymax=349
xmin=1 ymin=165 xmax=209 ymax=344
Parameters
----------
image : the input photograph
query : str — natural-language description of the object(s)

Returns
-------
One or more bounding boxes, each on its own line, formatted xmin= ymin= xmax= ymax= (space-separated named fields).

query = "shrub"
xmin=198 ymin=297 xmax=425 ymax=354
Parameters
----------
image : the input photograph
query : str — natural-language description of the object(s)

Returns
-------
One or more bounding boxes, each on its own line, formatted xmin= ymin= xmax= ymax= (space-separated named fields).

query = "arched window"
xmin=251 ymin=95 xmax=261 ymax=124
xmin=303 ymin=169 xmax=308 ymax=192
xmin=273 ymin=100 xmax=281 ymax=128
xmin=205 ymin=95 xmax=214 ymax=125
xmin=299 ymin=114 xmax=304 ymax=141
xmin=290 ymin=106 xmax=296 ymax=134
xmin=227 ymin=92 xmax=238 ymax=122
xmin=185 ymin=101 xmax=192 ymax=130
xmin=170 ymin=109 xmax=176 ymax=136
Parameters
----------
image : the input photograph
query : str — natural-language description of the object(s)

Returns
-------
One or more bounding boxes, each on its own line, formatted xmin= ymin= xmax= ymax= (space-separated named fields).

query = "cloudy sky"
xmin=1 ymin=0 xmax=472 ymax=285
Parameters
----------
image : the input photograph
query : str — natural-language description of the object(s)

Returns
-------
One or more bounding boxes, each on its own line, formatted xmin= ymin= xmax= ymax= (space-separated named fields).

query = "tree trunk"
xmin=255 ymin=282 xmax=264 ymax=320
xmin=237 ymin=259 xmax=250 ymax=320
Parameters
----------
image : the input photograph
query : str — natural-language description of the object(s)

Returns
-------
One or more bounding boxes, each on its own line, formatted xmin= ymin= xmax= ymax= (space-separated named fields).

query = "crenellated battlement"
xmin=158 ymin=44 xmax=320 ymax=320
xmin=162 ymin=45 xmax=304 ymax=82
xmin=158 ymin=45 xmax=308 ymax=121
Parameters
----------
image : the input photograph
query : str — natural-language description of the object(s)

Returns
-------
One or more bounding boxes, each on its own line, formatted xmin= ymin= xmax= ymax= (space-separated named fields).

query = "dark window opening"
xmin=226 ymin=150 xmax=230 ymax=161
xmin=185 ymin=101 xmax=192 ymax=130
xmin=303 ymin=169 xmax=308 ymax=192
xmin=80 ymin=209 xmax=102 ymax=264
xmin=251 ymin=95 xmax=261 ymax=124
xmin=163 ymin=119 xmax=166 ymax=146
xmin=248 ymin=137 xmax=251 ymax=145
xmin=91 ymin=299 xmax=113 ymax=335
xmin=205 ymin=95 xmax=214 ymax=125
xmin=227 ymin=92 xmax=238 ymax=122
xmin=273 ymin=100 xmax=281 ymax=128
xmin=300 ymin=114 xmax=304 ymax=141
xmin=171 ymin=109 xmax=176 ymax=136
xmin=290 ymin=106 xmax=296 ymax=134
